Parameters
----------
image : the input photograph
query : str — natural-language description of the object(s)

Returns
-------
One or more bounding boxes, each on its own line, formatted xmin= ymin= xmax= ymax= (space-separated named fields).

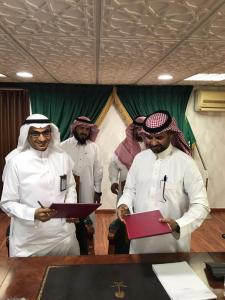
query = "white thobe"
xmin=108 ymin=154 xmax=128 ymax=199
xmin=61 ymin=137 xmax=103 ymax=203
xmin=117 ymin=144 xmax=210 ymax=254
xmin=1 ymin=147 xmax=79 ymax=257
xmin=108 ymin=142 xmax=145 ymax=199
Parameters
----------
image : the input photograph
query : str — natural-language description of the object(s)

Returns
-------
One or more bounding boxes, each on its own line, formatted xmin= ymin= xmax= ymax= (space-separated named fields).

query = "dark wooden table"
xmin=0 ymin=252 xmax=224 ymax=300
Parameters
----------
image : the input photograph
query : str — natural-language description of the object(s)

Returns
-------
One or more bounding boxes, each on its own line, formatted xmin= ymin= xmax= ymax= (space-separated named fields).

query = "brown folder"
xmin=49 ymin=203 xmax=101 ymax=218
xmin=124 ymin=210 xmax=172 ymax=240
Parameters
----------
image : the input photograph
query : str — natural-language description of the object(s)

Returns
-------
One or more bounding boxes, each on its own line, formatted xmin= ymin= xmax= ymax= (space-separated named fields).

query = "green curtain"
xmin=116 ymin=85 xmax=195 ymax=146
xmin=29 ymin=83 xmax=113 ymax=140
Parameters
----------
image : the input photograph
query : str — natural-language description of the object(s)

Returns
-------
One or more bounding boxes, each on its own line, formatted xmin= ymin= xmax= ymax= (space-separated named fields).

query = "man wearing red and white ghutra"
xmin=109 ymin=116 xmax=146 ymax=197
xmin=117 ymin=110 xmax=209 ymax=254
xmin=61 ymin=116 xmax=103 ymax=255
xmin=108 ymin=116 xmax=145 ymax=254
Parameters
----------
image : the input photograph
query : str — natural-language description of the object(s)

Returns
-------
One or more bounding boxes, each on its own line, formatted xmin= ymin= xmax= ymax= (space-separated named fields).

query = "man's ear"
xmin=168 ymin=131 xmax=174 ymax=140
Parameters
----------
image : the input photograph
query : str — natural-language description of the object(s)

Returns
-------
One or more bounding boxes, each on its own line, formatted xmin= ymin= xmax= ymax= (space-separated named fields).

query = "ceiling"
xmin=1 ymin=0 xmax=225 ymax=86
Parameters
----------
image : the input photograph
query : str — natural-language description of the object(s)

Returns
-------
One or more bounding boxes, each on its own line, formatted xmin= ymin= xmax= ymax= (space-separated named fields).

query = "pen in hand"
xmin=36 ymin=201 xmax=54 ymax=221
xmin=37 ymin=201 xmax=44 ymax=208
xmin=37 ymin=201 xmax=56 ymax=216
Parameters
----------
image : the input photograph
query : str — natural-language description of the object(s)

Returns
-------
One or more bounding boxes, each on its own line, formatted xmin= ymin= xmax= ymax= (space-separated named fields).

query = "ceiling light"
xmin=16 ymin=72 xmax=33 ymax=78
xmin=0 ymin=73 xmax=6 ymax=77
xmin=184 ymin=73 xmax=225 ymax=81
xmin=158 ymin=74 xmax=173 ymax=80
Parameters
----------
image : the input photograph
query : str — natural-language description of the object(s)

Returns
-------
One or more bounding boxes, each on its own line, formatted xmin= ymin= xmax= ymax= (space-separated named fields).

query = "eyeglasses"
xmin=160 ymin=175 xmax=167 ymax=202
xmin=29 ymin=130 xmax=51 ymax=138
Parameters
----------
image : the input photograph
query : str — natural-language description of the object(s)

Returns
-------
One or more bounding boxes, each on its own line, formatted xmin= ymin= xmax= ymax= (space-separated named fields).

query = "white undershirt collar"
xmin=29 ymin=146 xmax=50 ymax=158
xmin=156 ymin=143 xmax=173 ymax=159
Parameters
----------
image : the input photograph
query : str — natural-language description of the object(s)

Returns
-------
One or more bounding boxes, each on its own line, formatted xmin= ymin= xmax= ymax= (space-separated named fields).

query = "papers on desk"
xmin=152 ymin=261 xmax=217 ymax=300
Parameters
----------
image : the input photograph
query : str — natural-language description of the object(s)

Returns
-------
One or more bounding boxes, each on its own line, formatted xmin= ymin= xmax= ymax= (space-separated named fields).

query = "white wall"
xmin=186 ymin=91 xmax=225 ymax=208
xmin=96 ymin=104 xmax=126 ymax=209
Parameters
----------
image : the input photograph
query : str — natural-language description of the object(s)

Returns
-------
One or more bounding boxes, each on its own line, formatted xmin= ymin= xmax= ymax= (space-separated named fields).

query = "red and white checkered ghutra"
xmin=142 ymin=110 xmax=191 ymax=155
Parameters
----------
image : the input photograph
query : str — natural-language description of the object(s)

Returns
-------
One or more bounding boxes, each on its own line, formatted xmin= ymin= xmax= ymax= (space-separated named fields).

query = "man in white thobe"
xmin=1 ymin=114 xmax=79 ymax=257
xmin=108 ymin=116 xmax=145 ymax=253
xmin=117 ymin=110 xmax=209 ymax=254
xmin=109 ymin=116 xmax=146 ymax=197
xmin=61 ymin=116 xmax=103 ymax=254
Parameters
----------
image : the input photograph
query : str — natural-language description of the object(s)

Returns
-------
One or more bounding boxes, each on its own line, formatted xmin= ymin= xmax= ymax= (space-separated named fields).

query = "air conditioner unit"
xmin=195 ymin=90 xmax=225 ymax=111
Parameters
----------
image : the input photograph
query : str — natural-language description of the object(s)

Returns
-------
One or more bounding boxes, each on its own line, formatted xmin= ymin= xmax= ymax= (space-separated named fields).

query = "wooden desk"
xmin=0 ymin=252 xmax=224 ymax=300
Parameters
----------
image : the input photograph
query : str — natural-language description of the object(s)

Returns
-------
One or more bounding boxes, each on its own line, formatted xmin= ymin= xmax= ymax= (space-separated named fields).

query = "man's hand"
xmin=111 ymin=183 xmax=119 ymax=195
xmin=94 ymin=192 xmax=102 ymax=203
xmin=34 ymin=208 xmax=56 ymax=222
xmin=159 ymin=218 xmax=180 ymax=233
xmin=117 ymin=204 xmax=130 ymax=223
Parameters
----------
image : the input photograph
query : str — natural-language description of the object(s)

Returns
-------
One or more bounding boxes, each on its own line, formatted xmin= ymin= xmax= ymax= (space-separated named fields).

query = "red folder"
xmin=49 ymin=203 xmax=101 ymax=218
xmin=124 ymin=210 xmax=172 ymax=240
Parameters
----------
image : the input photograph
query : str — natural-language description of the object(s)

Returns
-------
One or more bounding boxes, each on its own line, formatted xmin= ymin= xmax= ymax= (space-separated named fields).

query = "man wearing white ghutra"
xmin=1 ymin=114 xmax=79 ymax=257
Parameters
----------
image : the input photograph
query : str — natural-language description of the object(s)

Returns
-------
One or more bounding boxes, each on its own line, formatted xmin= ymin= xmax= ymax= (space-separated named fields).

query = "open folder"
xmin=49 ymin=203 xmax=101 ymax=218
xmin=124 ymin=209 xmax=172 ymax=240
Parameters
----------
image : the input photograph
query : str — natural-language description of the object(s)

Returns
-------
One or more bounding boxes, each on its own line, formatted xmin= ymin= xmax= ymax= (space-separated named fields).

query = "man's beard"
xmin=147 ymin=143 xmax=169 ymax=153
xmin=74 ymin=131 xmax=89 ymax=144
